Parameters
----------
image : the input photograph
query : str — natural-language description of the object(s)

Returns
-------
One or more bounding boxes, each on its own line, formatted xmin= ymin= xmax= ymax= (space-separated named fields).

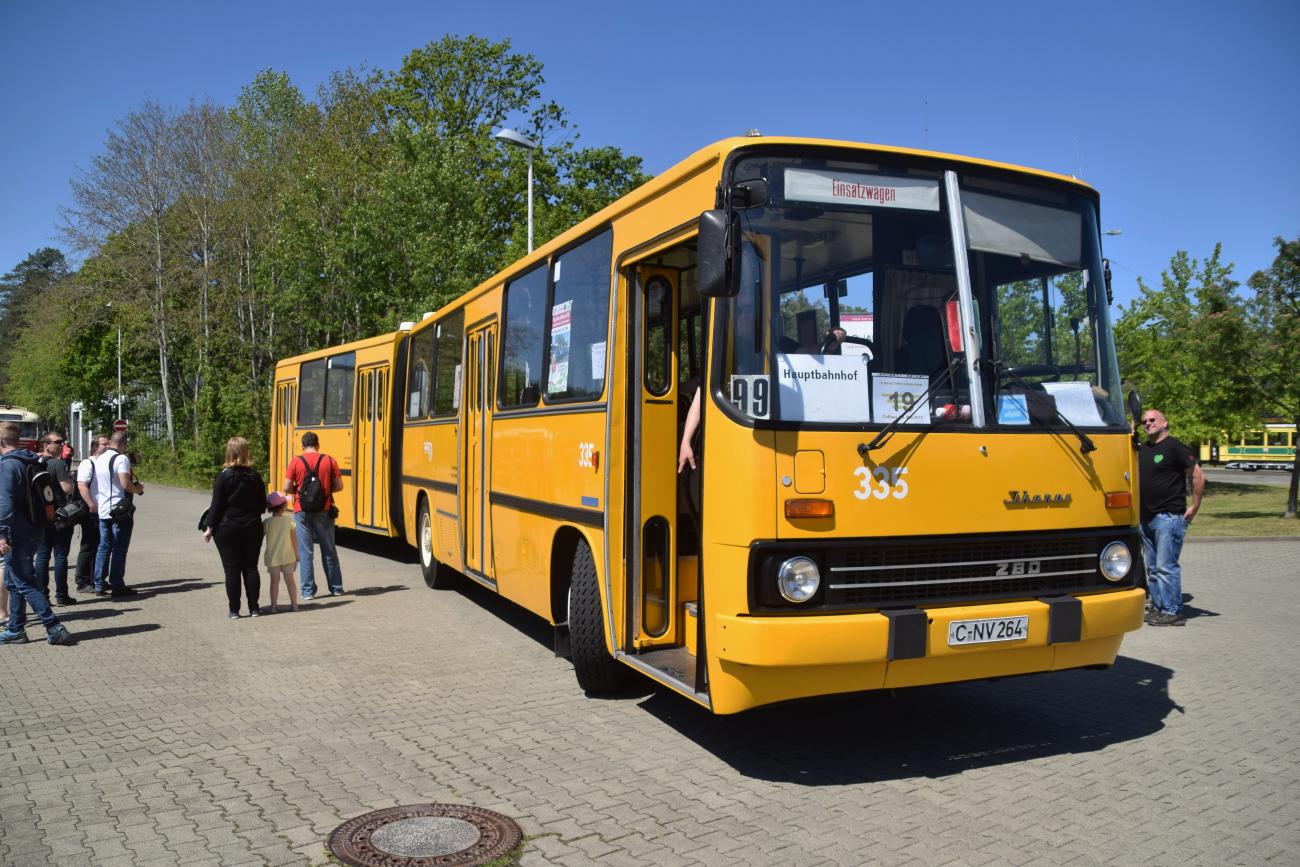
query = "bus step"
xmin=636 ymin=646 xmax=696 ymax=691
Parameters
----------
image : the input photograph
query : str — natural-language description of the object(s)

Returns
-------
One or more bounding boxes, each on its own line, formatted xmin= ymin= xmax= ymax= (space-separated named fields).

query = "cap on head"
xmin=267 ymin=491 xmax=287 ymax=508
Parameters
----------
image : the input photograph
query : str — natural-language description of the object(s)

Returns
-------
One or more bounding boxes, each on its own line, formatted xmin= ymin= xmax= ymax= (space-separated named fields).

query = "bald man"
xmin=1138 ymin=410 xmax=1205 ymax=626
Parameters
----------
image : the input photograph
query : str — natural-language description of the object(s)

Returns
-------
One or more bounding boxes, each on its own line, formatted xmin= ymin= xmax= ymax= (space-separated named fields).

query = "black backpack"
xmin=296 ymin=454 xmax=329 ymax=512
xmin=4 ymin=453 xmax=56 ymax=529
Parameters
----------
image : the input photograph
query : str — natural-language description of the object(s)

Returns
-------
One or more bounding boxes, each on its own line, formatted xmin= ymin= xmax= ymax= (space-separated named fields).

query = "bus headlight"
xmin=777 ymin=557 xmax=821 ymax=603
xmin=1099 ymin=542 xmax=1132 ymax=581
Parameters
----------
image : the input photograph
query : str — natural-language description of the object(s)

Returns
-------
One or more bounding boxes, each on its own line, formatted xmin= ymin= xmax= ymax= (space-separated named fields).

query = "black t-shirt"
xmin=38 ymin=456 xmax=71 ymax=503
xmin=1138 ymin=436 xmax=1196 ymax=519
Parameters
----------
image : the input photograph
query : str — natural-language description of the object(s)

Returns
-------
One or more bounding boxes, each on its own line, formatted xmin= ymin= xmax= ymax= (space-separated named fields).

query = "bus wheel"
xmin=418 ymin=498 xmax=456 ymax=590
xmin=568 ymin=537 xmax=627 ymax=692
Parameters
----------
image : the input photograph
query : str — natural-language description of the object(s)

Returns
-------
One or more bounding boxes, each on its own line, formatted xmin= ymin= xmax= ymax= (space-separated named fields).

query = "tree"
xmin=0 ymin=248 xmax=70 ymax=394
xmin=1209 ymin=235 xmax=1300 ymax=518
xmin=1114 ymin=245 xmax=1253 ymax=445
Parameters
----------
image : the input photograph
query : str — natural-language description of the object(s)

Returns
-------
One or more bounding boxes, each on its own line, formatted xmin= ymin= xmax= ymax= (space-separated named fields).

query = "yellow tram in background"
xmin=1200 ymin=423 xmax=1296 ymax=470
xmin=272 ymin=136 xmax=1146 ymax=714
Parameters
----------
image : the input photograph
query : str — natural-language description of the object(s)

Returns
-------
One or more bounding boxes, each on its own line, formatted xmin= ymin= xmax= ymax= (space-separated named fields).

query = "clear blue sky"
xmin=3 ymin=0 xmax=1297 ymax=309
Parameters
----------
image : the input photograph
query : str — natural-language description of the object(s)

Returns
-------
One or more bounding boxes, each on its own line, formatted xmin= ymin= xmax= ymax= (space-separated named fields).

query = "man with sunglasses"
xmin=1138 ymin=410 xmax=1206 ymax=626
xmin=34 ymin=432 xmax=77 ymax=605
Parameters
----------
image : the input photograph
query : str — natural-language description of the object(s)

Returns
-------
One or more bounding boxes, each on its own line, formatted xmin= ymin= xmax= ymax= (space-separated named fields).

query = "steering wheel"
xmin=820 ymin=334 xmax=876 ymax=357
xmin=1006 ymin=364 xmax=1061 ymax=382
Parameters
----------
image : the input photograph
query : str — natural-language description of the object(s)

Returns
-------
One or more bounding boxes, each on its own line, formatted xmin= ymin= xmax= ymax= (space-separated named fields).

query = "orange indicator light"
xmin=785 ymin=499 xmax=834 ymax=518
xmin=1105 ymin=492 xmax=1132 ymax=509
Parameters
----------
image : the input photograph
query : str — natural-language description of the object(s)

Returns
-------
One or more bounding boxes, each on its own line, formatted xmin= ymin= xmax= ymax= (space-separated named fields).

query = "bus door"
xmin=275 ymin=380 xmax=296 ymax=485
xmin=634 ymin=267 xmax=681 ymax=648
xmin=462 ymin=323 xmax=498 ymax=578
xmin=354 ymin=364 xmax=390 ymax=530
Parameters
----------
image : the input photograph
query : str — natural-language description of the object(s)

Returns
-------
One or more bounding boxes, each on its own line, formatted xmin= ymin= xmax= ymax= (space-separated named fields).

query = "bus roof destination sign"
xmin=784 ymin=168 xmax=940 ymax=211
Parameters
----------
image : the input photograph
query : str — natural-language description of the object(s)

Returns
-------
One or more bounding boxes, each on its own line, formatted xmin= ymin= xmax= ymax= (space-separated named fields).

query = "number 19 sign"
xmin=871 ymin=374 xmax=930 ymax=424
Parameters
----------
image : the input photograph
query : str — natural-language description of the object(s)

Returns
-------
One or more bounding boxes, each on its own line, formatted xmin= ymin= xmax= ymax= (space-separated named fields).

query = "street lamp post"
xmin=106 ymin=302 xmax=121 ymax=420
xmin=493 ymin=128 xmax=538 ymax=253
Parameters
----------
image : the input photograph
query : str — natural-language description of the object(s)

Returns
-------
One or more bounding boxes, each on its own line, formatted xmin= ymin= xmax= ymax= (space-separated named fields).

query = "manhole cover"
xmin=327 ymin=803 xmax=521 ymax=867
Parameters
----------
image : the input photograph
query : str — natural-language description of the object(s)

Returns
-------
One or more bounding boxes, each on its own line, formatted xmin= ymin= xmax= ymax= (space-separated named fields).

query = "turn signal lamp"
xmin=1105 ymin=492 xmax=1132 ymax=509
xmin=785 ymin=499 xmax=834 ymax=518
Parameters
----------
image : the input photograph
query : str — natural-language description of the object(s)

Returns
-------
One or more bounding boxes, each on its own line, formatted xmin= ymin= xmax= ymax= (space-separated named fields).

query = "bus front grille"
xmin=825 ymin=535 xmax=1107 ymax=608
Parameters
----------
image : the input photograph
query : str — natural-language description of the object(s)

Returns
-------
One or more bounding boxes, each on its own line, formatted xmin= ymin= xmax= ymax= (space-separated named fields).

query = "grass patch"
xmin=1188 ymin=483 xmax=1300 ymax=536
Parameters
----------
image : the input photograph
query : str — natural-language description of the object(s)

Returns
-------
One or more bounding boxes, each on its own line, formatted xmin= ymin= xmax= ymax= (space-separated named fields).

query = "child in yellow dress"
xmin=263 ymin=492 xmax=298 ymax=612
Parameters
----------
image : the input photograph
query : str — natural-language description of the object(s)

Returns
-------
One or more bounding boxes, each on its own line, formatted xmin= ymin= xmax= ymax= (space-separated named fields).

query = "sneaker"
xmin=46 ymin=625 xmax=73 ymax=645
xmin=1146 ymin=612 xmax=1185 ymax=627
xmin=55 ymin=596 xmax=77 ymax=606
xmin=110 ymin=587 xmax=137 ymax=597
xmin=229 ymin=612 xmax=240 ymax=619
xmin=330 ymin=589 xmax=343 ymax=596
xmin=95 ymin=589 xmax=112 ymax=597
xmin=268 ymin=605 xmax=277 ymax=614
xmin=290 ymin=604 xmax=299 ymax=612
xmin=0 ymin=629 xmax=29 ymax=645
xmin=301 ymin=592 xmax=314 ymax=601
xmin=75 ymin=583 xmax=93 ymax=593
xmin=249 ymin=610 xmax=260 ymax=618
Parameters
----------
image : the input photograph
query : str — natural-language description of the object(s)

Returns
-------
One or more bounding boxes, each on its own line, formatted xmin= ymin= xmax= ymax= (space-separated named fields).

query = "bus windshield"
xmin=720 ymin=154 xmax=1126 ymax=430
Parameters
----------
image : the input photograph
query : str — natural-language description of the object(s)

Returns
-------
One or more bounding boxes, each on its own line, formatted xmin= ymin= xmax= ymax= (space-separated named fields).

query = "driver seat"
xmin=896 ymin=304 xmax=946 ymax=375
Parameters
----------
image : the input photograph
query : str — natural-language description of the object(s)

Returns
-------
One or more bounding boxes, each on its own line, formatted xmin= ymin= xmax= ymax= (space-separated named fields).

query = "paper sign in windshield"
xmin=998 ymin=394 xmax=1029 ymax=425
xmin=839 ymin=313 xmax=874 ymax=357
xmin=777 ymin=354 xmax=871 ymax=422
xmin=871 ymin=374 xmax=931 ymax=424
xmin=1042 ymin=382 xmax=1104 ymax=426
xmin=548 ymin=301 xmax=572 ymax=394
xmin=785 ymin=168 xmax=940 ymax=211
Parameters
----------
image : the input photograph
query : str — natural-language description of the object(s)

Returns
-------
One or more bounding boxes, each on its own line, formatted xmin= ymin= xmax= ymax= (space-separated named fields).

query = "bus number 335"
xmin=854 ymin=466 xmax=909 ymax=500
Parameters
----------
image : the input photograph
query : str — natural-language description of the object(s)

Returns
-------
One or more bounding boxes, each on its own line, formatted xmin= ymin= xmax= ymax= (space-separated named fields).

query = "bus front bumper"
xmin=713 ymin=588 xmax=1145 ymax=695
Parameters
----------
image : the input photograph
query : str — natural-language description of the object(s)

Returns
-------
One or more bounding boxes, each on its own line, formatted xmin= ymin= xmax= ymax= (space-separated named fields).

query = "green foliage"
xmin=11 ymin=34 xmax=652 ymax=488
xmin=1114 ymin=245 xmax=1253 ymax=444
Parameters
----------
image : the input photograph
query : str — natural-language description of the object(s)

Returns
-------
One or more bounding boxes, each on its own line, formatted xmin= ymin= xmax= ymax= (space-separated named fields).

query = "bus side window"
xmin=501 ymin=266 xmax=548 ymax=407
xmin=324 ymin=352 xmax=356 ymax=425
xmin=645 ymin=276 xmax=672 ymax=396
xmin=546 ymin=228 xmax=614 ymax=402
xmin=298 ymin=360 xmax=326 ymax=425
xmin=433 ymin=309 xmax=465 ymax=415
xmin=407 ymin=329 xmax=434 ymax=419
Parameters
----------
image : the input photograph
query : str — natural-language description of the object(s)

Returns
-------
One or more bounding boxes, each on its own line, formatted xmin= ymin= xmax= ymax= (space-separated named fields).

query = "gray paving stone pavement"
xmin=2 ymin=483 xmax=1298 ymax=866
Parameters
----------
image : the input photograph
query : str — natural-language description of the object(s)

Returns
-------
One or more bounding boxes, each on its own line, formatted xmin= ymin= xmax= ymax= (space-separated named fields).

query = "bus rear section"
xmin=271 ymin=332 xmax=408 ymax=536
xmin=0 ymin=405 xmax=42 ymax=452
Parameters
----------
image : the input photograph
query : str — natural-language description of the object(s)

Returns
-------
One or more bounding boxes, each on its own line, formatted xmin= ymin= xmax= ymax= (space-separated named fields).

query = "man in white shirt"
xmin=74 ymin=434 xmax=109 ymax=592
xmin=92 ymin=432 xmax=143 ymax=596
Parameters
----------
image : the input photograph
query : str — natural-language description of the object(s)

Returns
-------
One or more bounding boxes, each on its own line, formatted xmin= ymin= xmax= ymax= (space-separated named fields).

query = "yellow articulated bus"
xmin=270 ymin=332 xmax=410 ymax=535
xmin=275 ymin=136 xmax=1147 ymax=714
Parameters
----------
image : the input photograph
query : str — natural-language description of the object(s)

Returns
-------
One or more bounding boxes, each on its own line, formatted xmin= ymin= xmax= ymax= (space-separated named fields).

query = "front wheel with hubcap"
xmin=418 ymin=498 xmax=456 ymax=589
xmin=568 ymin=537 xmax=627 ymax=692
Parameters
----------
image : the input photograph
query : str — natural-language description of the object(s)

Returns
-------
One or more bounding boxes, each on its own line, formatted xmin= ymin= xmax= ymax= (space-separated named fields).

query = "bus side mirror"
xmin=1127 ymin=390 xmax=1142 ymax=424
xmin=698 ymin=209 xmax=740 ymax=298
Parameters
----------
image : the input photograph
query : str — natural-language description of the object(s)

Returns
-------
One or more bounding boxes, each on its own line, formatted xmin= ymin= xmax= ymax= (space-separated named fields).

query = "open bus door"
xmin=354 ymin=365 xmax=390 ymax=531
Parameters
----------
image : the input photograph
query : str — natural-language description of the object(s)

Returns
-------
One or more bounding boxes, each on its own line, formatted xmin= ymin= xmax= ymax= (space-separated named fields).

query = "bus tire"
xmin=568 ymin=537 xmax=626 ymax=692
xmin=418 ymin=498 xmax=456 ymax=590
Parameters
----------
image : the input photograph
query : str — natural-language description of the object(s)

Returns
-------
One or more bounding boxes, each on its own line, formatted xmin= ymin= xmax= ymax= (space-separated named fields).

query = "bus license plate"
xmin=947 ymin=615 xmax=1029 ymax=646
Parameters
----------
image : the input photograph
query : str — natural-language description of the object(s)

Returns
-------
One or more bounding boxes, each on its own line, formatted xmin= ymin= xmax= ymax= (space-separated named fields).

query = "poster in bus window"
xmin=871 ymin=374 xmax=930 ymax=424
xmin=591 ymin=341 xmax=606 ymax=380
xmin=548 ymin=300 xmax=572 ymax=394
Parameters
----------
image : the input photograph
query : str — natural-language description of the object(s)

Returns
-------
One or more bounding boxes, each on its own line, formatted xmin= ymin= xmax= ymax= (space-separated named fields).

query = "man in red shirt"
xmin=282 ymin=432 xmax=345 ymax=600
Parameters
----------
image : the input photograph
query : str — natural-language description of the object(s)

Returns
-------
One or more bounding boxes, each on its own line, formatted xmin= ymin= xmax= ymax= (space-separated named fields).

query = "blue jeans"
xmin=5 ymin=542 xmax=60 ymax=633
xmin=295 ymin=510 xmax=342 ymax=596
xmin=35 ymin=524 xmax=75 ymax=600
xmin=94 ymin=518 xmax=134 ymax=592
xmin=1140 ymin=513 xmax=1187 ymax=615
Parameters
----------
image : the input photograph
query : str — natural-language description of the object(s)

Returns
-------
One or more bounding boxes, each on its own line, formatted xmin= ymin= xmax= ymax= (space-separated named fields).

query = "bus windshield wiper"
xmin=859 ymin=359 xmax=961 ymax=455
xmin=993 ymin=361 xmax=1097 ymax=455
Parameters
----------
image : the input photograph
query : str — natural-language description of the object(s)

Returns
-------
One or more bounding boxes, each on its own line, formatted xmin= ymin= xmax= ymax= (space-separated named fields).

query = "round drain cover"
xmin=327 ymin=804 xmax=521 ymax=867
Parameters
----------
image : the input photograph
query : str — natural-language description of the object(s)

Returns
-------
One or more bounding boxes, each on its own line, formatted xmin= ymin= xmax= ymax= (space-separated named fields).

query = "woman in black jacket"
xmin=202 ymin=437 xmax=267 ymax=618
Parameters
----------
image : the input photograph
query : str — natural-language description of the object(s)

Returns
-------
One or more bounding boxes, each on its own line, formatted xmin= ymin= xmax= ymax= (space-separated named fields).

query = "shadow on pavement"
xmin=442 ymin=573 xmax=556 ymax=652
xmin=635 ymin=655 xmax=1179 ymax=784
xmin=66 ymin=623 xmax=162 ymax=643
xmin=299 ymin=599 xmax=353 ymax=611
xmin=135 ymin=581 xmax=219 ymax=596
xmin=348 ymin=585 xmax=409 ymax=597
xmin=55 ymin=607 xmax=141 ymax=622
xmin=335 ymin=528 xmax=420 ymax=565
xmin=1180 ymin=592 xmax=1220 ymax=621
